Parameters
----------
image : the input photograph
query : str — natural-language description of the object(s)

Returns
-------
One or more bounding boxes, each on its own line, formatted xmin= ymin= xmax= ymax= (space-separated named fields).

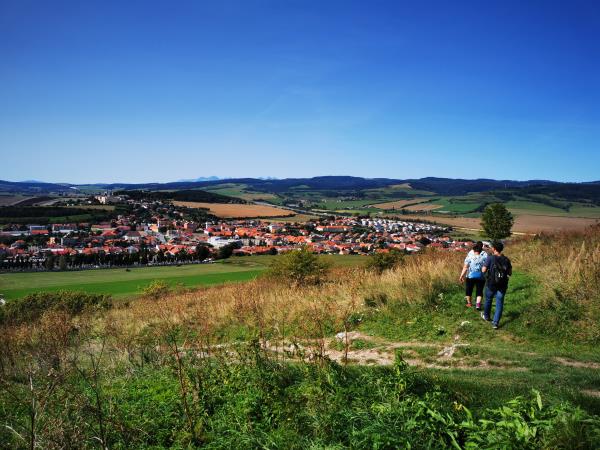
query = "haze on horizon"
xmin=1 ymin=0 xmax=599 ymax=184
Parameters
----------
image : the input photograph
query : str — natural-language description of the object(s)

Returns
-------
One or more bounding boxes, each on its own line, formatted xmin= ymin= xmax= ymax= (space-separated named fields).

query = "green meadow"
xmin=0 ymin=254 xmax=366 ymax=300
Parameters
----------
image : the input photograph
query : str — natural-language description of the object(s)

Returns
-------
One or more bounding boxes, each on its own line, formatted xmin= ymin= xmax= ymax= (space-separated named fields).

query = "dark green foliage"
xmin=3 ymin=346 xmax=598 ymax=449
xmin=267 ymin=246 xmax=331 ymax=285
xmin=367 ymin=249 xmax=405 ymax=274
xmin=0 ymin=206 xmax=117 ymax=224
xmin=58 ymin=254 xmax=68 ymax=271
xmin=481 ymin=202 xmax=514 ymax=239
xmin=217 ymin=243 xmax=236 ymax=260
xmin=0 ymin=291 xmax=112 ymax=325
xmin=118 ymin=189 xmax=245 ymax=204
xmin=461 ymin=391 xmax=600 ymax=449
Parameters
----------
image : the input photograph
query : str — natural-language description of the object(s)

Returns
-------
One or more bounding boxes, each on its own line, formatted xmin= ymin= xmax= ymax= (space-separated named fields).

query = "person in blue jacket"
xmin=459 ymin=241 xmax=487 ymax=309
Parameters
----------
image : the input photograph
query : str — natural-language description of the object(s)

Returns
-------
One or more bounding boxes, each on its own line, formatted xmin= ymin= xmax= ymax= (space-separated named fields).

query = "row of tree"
xmin=0 ymin=246 xmax=215 ymax=271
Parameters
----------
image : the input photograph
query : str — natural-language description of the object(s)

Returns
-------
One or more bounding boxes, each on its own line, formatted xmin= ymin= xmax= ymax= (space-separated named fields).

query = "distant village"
xmin=0 ymin=194 xmax=473 ymax=271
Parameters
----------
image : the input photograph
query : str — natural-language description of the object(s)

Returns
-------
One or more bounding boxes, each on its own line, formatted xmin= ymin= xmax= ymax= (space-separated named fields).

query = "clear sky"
xmin=1 ymin=0 xmax=599 ymax=183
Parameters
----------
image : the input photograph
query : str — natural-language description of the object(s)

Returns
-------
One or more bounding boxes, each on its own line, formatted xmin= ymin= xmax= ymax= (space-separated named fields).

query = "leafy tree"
xmin=267 ymin=246 xmax=330 ymax=285
xmin=481 ymin=203 xmax=514 ymax=239
xmin=196 ymin=245 xmax=210 ymax=261
xmin=45 ymin=253 xmax=55 ymax=271
xmin=217 ymin=244 xmax=236 ymax=260
xmin=58 ymin=254 xmax=68 ymax=271
xmin=367 ymin=249 xmax=404 ymax=274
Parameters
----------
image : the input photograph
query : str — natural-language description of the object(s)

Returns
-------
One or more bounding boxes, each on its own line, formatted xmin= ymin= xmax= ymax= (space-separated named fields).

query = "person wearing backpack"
xmin=481 ymin=241 xmax=512 ymax=329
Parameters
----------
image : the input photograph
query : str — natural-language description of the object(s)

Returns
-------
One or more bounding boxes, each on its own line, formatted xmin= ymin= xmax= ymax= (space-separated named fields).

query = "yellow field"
xmin=371 ymin=198 xmax=430 ymax=209
xmin=385 ymin=213 xmax=599 ymax=234
xmin=403 ymin=203 xmax=442 ymax=211
xmin=265 ymin=214 xmax=319 ymax=223
xmin=174 ymin=201 xmax=293 ymax=218
xmin=389 ymin=183 xmax=413 ymax=189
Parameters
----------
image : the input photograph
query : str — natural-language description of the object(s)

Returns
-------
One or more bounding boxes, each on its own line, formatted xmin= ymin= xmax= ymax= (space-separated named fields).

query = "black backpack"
xmin=492 ymin=256 xmax=510 ymax=285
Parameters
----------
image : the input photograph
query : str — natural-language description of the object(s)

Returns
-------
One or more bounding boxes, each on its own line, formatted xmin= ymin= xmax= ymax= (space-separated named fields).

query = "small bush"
xmin=366 ymin=249 xmax=404 ymax=274
xmin=142 ymin=280 xmax=171 ymax=300
xmin=267 ymin=246 xmax=331 ymax=285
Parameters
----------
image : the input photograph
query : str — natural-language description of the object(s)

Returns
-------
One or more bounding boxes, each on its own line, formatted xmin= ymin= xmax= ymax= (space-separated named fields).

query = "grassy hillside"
xmin=1 ymin=227 xmax=599 ymax=448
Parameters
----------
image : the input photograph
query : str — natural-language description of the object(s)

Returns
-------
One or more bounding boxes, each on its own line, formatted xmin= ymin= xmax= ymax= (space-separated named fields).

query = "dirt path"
xmin=254 ymin=330 xmax=600 ymax=378
xmin=554 ymin=357 xmax=600 ymax=370
xmin=265 ymin=331 xmax=530 ymax=371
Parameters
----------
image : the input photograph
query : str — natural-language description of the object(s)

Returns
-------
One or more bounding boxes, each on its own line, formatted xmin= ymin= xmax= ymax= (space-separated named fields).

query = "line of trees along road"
xmin=0 ymin=246 xmax=214 ymax=272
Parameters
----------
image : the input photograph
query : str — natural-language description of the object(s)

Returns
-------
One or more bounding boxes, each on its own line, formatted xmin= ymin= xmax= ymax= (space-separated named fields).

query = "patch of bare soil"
xmin=265 ymin=332 xmax=528 ymax=371
xmin=554 ymin=357 xmax=600 ymax=370
xmin=582 ymin=390 xmax=600 ymax=398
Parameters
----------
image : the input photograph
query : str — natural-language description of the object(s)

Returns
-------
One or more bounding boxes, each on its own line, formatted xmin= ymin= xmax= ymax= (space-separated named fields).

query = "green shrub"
xmin=461 ymin=391 xmax=600 ymax=449
xmin=366 ymin=249 xmax=404 ymax=274
xmin=0 ymin=291 xmax=112 ymax=325
xmin=142 ymin=280 xmax=171 ymax=299
xmin=267 ymin=247 xmax=331 ymax=285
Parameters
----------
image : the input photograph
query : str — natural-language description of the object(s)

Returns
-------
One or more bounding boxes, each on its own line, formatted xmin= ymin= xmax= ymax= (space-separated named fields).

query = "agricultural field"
xmin=393 ymin=213 xmax=599 ymax=233
xmin=173 ymin=201 xmax=293 ymax=218
xmin=203 ymin=183 xmax=279 ymax=202
xmin=0 ymin=254 xmax=366 ymax=300
xmin=0 ymin=195 xmax=30 ymax=206
xmin=314 ymin=199 xmax=378 ymax=210
xmin=363 ymin=183 xmax=436 ymax=197
xmin=265 ymin=214 xmax=320 ymax=222
xmin=66 ymin=204 xmax=116 ymax=211
xmin=370 ymin=198 xmax=430 ymax=209
xmin=403 ymin=202 xmax=442 ymax=211
xmin=505 ymin=200 xmax=600 ymax=218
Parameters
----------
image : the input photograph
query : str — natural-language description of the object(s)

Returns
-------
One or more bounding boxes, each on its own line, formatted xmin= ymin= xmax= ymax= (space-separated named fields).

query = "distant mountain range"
xmin=176 ymin=176 xmax=223 ymax=182
xmin=1 ymin=176 xmax=600 ymax=202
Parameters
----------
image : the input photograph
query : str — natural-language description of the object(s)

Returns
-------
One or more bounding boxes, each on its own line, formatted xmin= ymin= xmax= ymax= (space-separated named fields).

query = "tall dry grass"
xmin=93 ymin=248 xmax=462 ymax=363
xmin=510 ymin=224 xmax=600 ymax=342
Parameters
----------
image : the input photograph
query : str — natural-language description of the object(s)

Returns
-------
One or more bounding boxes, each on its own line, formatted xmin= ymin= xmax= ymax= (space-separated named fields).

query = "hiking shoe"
xmin=480 ymin=312 xmax=490 ymax=321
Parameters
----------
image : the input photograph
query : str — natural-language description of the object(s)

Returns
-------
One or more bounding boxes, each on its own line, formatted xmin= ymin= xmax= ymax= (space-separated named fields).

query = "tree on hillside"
xmin=58 ymin=254 xmax=68 ymax=271
xmin=367 ymin=250 xmax=404 ymax=274
xmin=45 ymin=253 xmax=55 ymax=271
xmin=267 ymin=246 xmax=330 ymax=285
xmin=217 ymin=243 xmax=237 ymax=260
xmin=481 ymin=203 xmax=514 ymax=240
xmin=196 ymin=245 xmax=210 ymax=261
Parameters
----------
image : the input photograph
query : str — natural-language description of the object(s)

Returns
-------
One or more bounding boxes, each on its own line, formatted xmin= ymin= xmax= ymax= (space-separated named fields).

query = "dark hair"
xmin=492 ymin=241 xmax=504 ymax=253
xmin=472 ymin=241 xmax=483 ymax=253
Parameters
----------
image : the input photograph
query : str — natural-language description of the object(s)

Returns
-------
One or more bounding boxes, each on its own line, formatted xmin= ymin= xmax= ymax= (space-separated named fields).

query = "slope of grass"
xmin=359 ymin=270 xmax=600 ymax=413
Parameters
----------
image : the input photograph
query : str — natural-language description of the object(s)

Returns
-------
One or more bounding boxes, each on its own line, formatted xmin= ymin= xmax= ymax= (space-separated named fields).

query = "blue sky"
xmin=1 ymin=0 xmax=599 ymax=183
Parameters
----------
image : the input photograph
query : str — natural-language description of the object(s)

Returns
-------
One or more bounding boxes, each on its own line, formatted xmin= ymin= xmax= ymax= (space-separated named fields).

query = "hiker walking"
xmin=481 ymin=241 xmax=512 ymax=329
xmin=459 ymin=241 xmax=487 ymax=309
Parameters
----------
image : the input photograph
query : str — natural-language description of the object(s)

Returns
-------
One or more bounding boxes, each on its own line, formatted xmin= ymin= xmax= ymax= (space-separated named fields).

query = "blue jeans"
xmin=484 ymin=287 xmax=506 ymax=326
